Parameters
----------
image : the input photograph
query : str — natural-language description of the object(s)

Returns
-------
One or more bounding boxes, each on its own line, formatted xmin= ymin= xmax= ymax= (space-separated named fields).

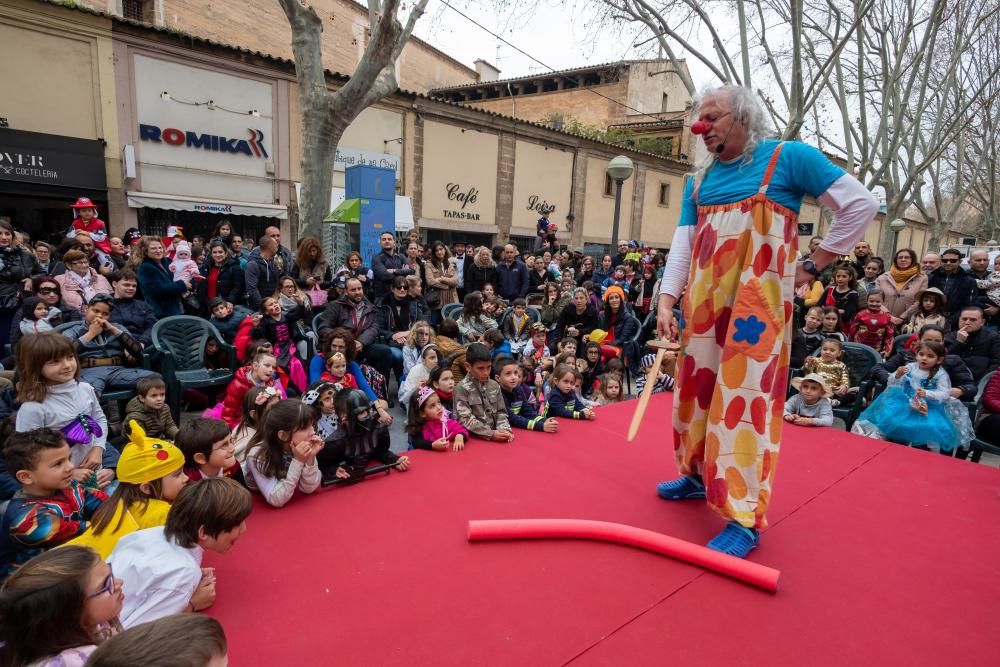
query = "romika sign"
xmin=139 ymin=124 xmax=269 ymax=158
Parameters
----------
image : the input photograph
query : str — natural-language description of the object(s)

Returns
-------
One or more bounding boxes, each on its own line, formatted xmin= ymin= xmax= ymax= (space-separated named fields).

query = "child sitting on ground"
xmin=783 ymin=374 xmax=835 ymax=427
xmin=19 ymin=295 xmax=62 ymax=335
xmin=803 ymin=338 xmax=853 ymax=405
xmin=402 ymin=321 xmax=435 ymax=376
xmin=208 ymin=297 xmax=249 ymax=344
xmin=406 ymin=386 xmax=468 ymax=451
xmin=901 ymin=287 xmax=949 ymax=334
xmin=0 ymin=546 xmax=124 ymax=666
xmin=123 ymin=376 xmax=179 ymax=441
xmin=220 ymin=351 xmax=286 ymax=428
xmin=522 ymin=322 xmax=550 ymax=362
xmin=503 ymin=298 xmax=532 ymax=355
xmin=0 ymin=428 xmax=107 ymax=575
xmin=483 ymin=328 xmax=512 ymax=359
xmin=593 ymin=373 xmax=624 ymax=406
xmin=233 ymin=386 xmax=280 ymax=466
xmin=176 ymin=418 xmax=245 ymax=485
xmin=319 ymin=352 xmax=358 ymax=390
xmin=546 ymin=364 xmax=596 ymax=421
xmin=429 ymin=365 xmax=456 ymax=413
xmin=636 ymin=351 xmax=677 ymax=394
xmin=109 ymin=477 xmax=252 ymax=627
xmin=495 ymin=356 xmax=558 ymax=433
xmin=454 ymin=343 xmax=514 ymax=442
xmin=399 ymin=344 xmax=440 ymax=407
xmin=848 ymin=289 xmax=895 ymax=358
xmin=301 ymin=381 xmax=342 ymax=444
xmin=852 ymin=340 xmax=974 ymax=452
xmin=85 ymin=613 xmax=228 ymax=667
xmin=320 ymin=389 xmax=411 ymax=481
xmin=245 ymin=399 xmax=323 ymax=508
xmin=66 ymin=421 xmax=189 ymax=559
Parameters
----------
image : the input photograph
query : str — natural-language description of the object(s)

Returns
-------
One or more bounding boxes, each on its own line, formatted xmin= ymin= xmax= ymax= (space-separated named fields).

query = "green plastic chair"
xmin=152 ymin=316 xmax=236 ymax=422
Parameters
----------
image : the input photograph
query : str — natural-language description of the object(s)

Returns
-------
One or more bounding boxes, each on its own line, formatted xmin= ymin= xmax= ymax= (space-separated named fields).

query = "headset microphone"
xmin=715 ymin=120 xmax=737 ymax=154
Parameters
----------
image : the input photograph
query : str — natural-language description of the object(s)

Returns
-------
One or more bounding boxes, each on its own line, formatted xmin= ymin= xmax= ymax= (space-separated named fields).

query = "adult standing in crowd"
xmin=921 ymin=252 xmax=941 ymax=274
xmin=54 ymin=250 xmax=112 ymax=315
xmin=265 ymin=226 xmax=293 ymax=275
xmin=108 ymin=236 xmax=129 ymax=270
xmin=928 ymin=248 xmax=977 ymax=326
xmin=968 ymin=249 xmax=999 ymax=324
xmin=946 ymin=307 xmax=1000 ymax=383
xmin=290 ymin=236 xmax=333 ymax=294
xmin=245 ymin=236 xmax=281 ymax=310
xmin=109 ymin=270 xmax=158 ymax=347
xmin=575 ymin=254 xmax=595 ymax=286
xmin=371 ymin=232 xmax=413 ymax=302
xmin=132 ymin=236 xmax=190 ymax=319
xmin=849 ymin=241 xmax=876 ymax=278
xmin=424 ymin=241 xmax=458 ymax=325
xmin=464 ymin=246 xmax=497 ymax=295
xmin=611 ymin=240 xmax=630 ymax=268
xmin=404 ymin=241 xmax=426 ymax=290
xmin=453 ymin=241 xmax=468 ymax=300
xmin=200 ymin=240 xmax=245 ymax=307
xmin=875 ymin=248 xmax=926 ymax=326
xmin=528 ymin=253 xmax=550 ymax=294
xmin=655 ymin=85 xmax=877 ymax=557
xmin=230 ymin=234 xmax=251 ymax=268
xmin=496 ymin=244 xmax=529 ymax=301
xmin=32 ymin=241 xmax=56 ymax=277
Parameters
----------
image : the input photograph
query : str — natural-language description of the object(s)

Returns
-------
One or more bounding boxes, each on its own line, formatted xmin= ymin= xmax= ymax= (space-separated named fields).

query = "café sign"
xmin=443 ymin=182 xmax=480 ymax=220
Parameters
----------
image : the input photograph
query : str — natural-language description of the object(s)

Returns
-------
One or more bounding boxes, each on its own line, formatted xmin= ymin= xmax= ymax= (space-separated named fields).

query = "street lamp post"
xmin=889 ymin=218 xmax=906 ymax=256
xmin=607 ymin=156 xmax=634 ymax=252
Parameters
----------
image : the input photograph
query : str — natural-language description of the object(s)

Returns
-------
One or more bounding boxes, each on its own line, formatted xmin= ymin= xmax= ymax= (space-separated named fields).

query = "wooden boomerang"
xmin=627 ymin=339 xmax=681 ymax=442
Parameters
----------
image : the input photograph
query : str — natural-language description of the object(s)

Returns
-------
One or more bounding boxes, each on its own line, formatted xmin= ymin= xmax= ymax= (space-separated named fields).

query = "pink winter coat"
xmin=421 ymin=416 xmax=469 ymax=444
xmin=54 ymin=269 xmax=113 ymax=315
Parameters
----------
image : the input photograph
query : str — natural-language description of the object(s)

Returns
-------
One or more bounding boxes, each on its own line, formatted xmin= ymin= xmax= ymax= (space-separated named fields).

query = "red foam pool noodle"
xmin=467 ymin=518 xmax=780 ymax=593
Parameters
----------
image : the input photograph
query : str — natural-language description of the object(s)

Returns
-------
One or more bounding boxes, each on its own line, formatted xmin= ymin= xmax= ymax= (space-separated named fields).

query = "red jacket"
xmin=70 ymin=218 xmax=111 ymax=253
xmin=982 ymin=371 xmax=1000 ymax=414
xmin=848 ymin=309 xmax=895 ymax=357
xmin=221 ymin=366 xmax=286 ymax=427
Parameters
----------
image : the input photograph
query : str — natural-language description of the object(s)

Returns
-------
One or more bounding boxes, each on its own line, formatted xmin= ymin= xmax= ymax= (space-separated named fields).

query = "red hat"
xmin=70 ymin=197 xmax=97 ymax=209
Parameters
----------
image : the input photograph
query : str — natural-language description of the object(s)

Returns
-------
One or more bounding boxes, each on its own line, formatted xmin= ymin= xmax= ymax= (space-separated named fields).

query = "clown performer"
xmin=654 ymin=86 xmax=878 ymax=557
xmin=67 ymin=197 xmax=112 ymax=254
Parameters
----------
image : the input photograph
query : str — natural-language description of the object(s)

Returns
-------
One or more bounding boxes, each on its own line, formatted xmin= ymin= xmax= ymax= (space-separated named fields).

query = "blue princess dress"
xmin=852 ymin=362 xmax=974 ymax=452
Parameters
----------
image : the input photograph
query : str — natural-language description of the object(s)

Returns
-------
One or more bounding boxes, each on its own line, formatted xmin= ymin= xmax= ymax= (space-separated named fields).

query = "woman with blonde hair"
xmin=132 ymin=236 xmax=189 ymax=318
xmin=465 ymin=246 xmax=498 ymax=295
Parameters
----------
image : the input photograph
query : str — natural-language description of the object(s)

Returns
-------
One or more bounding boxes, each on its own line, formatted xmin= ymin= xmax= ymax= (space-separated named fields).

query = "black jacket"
xmin=465 ymin=261 xmax=498 ymax=295
xmin=946 ymin=328 xmax=1000 ymax=383
xmin=245 ymin=251 xmax=280 ymax=310
xmin=109 ymin=297 xmax=158 ymax=347
xmin=601 ymin=304 xmax=639 ymax=346
xmin=199 ymin=256 xmax=245 ymax=306
xmin=872 ymin=350 xmax=978 ymax=400
xmin=0 ymin=246 xmax=38 ymax=312
xmin=318 ymin=296 xmax=380 ymax=347
xmin=376 ymin=296 xmax=430 ymax=346
xmin=555 ymin=302 xmax=600 ymax=343
xmin=370 ymin=250 xmax=414 ymax=301
xmin=928 ymin=267 xmax=977 ymax=323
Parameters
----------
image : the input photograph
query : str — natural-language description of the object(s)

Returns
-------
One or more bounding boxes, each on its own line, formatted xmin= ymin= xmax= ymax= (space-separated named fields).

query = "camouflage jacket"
xmin=454 ymin=376 xmax=511 ymax=439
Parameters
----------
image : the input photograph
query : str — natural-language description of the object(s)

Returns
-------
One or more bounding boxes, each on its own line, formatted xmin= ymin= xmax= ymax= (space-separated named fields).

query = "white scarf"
xmin=67 ymin=269 xmax=97 ymax=304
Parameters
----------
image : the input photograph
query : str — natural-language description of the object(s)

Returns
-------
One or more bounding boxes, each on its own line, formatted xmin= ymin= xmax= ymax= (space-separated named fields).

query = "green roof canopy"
xmin=324 ymin=198 xmax=361 ymax=223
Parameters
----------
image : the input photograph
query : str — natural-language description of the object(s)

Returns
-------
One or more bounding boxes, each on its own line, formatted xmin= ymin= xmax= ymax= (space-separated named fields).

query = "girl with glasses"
xmin=0 ymin=546 xmax=123 ymax=666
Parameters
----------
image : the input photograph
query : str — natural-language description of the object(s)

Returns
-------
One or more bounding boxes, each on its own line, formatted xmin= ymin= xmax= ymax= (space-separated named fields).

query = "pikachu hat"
xmin=116 ymin=420 xmax=185 ymax=484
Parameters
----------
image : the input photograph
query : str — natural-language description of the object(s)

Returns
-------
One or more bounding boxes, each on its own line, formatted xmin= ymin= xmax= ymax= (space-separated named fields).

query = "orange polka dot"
xmin=726 ymin=467 xmax=749 ymax=499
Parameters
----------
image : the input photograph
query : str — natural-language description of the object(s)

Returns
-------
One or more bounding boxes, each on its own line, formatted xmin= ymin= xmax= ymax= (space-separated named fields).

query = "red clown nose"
xmin=691 ymin=120 xmax=711 ymax=135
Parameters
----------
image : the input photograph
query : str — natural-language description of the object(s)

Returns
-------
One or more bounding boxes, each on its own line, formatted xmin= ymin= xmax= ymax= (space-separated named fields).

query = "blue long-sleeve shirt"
xmin=501 ymin=384 xmax=546 ymax=431
xmin=546 ymin=386 xmax=586 ymax=419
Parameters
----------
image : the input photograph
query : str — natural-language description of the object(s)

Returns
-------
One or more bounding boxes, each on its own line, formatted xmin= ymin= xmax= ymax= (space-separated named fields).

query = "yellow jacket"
xmin=64 ymin=498 xmax=171 ymax=559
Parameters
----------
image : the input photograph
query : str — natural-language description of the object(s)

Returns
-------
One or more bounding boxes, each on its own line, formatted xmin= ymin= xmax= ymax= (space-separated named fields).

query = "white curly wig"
xmin=691 ymin=86 xmax=775 ymax=189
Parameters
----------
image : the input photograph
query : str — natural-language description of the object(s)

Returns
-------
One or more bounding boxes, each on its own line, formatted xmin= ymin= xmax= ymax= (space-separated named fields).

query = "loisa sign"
xmin=443 ymin=183 xmax=480 ymax=220
xmin=526 ymin=194 xmax=556 ymax=214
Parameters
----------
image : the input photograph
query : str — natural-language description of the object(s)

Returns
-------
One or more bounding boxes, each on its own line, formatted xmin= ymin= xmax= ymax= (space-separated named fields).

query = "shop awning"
xmin=126 ymin=191 xmax=288 ymax=219
xmin=325 ymin=198 xmax=361 ymax=223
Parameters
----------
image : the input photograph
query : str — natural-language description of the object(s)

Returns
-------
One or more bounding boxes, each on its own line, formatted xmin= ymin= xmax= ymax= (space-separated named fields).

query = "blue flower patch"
xmin=732 ymin=315 xmax=766 ymax=345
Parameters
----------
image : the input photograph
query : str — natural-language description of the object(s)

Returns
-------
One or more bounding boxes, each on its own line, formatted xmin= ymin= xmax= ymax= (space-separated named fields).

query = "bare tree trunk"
xmin=279 ymin=0 xmax=428 ymax=241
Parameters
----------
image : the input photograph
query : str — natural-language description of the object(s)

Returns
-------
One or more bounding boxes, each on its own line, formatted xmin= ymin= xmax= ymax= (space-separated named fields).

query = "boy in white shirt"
xmin=108 ymin=477 xmax=252 ymax=628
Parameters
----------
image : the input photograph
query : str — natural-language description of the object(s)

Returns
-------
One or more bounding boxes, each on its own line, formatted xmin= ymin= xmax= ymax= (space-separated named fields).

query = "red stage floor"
xmin=207 ymin=394 xmax=1000 ymax=666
